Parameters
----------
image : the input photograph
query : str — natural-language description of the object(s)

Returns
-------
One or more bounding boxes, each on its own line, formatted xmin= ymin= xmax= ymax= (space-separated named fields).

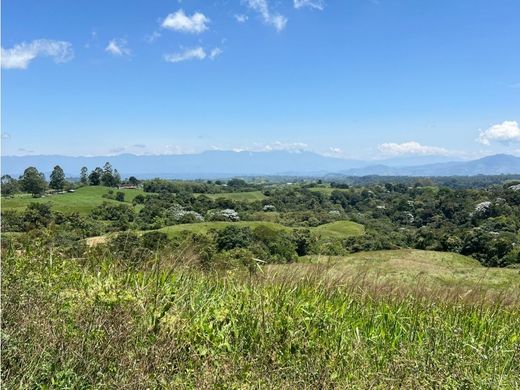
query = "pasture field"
xmin=3 ymin=248 xmax=519 ymax=388
xmin=312 ymin=220 xmax=365 ymax=239
xmin=203 ymin=191 xmax=267 ymax=202
xmin=1 ymin=186 xmax=145 ymax=215
xmin=268 ymin=249 xmax=520 ymax=295
xmin=156 ymin=220 xmax=364 ymax=239
xmin=157 ymin=220 xmax=291 ymax=237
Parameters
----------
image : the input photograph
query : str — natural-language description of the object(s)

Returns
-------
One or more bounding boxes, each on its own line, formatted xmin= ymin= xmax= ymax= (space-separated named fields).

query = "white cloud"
xmin=209 ymin=47 xmax=223 ymax=60
xmin=1 ymin=133 xmax=11 ymax=140
xmin=161 ymin=9 xmax=209 ymax=34
xmin=234 ymin=14 xmax=248 ymax=23
xmin=1 ymin=39 xmax=73 ymax=69
xmin=105 ymin=38 xmax=131 ymax=56
xmin=216 ymin=141 xmax=308 ymax=153
xmin=477 ymin=120 xmax=520 ymax=145
xmin=164 ymin=47 xmax=207 ymax=63
xmin=294 ymin=0 xmax=325 ymax=10
xmin=378 ymin=141 xmax=450 ymax=156
xmin=245 ymin=0 xmax=287 ymax=32
xmin=144 ymin=31 xmax=161 ymax=43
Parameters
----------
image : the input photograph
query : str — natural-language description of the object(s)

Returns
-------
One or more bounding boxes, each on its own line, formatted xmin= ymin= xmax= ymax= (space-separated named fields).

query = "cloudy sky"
xmin=2 ymin=0 xmax=519 ymax=160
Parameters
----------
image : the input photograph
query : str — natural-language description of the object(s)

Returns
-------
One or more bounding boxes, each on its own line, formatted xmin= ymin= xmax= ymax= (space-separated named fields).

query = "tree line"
xmin=1 ymin=162 xmax=131 ymax=197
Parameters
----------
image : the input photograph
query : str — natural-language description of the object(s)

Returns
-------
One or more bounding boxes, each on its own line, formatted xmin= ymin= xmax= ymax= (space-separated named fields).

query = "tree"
xmin=101 ymin=162 xmax=115 ymax=187
xmin=89 ymin=167 xmax=103 ymax=186
xmin=80 ymin=167 xmax=88 ymax=185
xmin=115 ymin=191 xmax=125 ymax=202
xmin=49 ymin=165 xmax=66 ymax=190
xmin=19 ymin=167 xmax=47 ymax=197
xmin=128 ymin=176 xmax=139 ymax=186
xmin=1 ymin=175 xmax=19 ymax=197
xmin=113 ymin=169 xmax=122 ymax=187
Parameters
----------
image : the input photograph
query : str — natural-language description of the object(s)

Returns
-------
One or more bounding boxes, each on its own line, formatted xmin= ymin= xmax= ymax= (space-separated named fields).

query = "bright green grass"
xmin=1 ymin=186 xmax=145 ymax=215
xmin=203 ymin=191 xmax=266 ymax=202
xmin=3 ymin=250 xmax=519 ymax=388
xmin=269 ymin=249 xmax=520 ymax=293
xmin=158 ymin=221 xmax=290 ymax=238
xmin=157 ymin=220 xmax=364 ymax=239
xmin=312 ymin=220 xmax=365 ymax=239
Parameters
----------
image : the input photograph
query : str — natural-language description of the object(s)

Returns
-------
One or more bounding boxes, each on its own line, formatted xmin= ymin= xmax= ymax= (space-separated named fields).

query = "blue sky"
xmin=2 ymin=0 xmax=520 ymax=160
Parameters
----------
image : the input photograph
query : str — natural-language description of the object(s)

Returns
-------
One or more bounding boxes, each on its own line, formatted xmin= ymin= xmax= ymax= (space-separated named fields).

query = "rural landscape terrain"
xmin=2 ymin=163 xmax=520 ymax=387
xmin=3 ymin=0 xmax=520 ymax=387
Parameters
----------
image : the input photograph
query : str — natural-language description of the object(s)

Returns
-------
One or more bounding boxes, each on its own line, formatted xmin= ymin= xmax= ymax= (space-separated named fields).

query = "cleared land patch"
xmin=312 ymin=220 xmax=365 ymax=239
xmin=203 ymin=191 xmax=267 ymax=202
xmin=1 ymin=186 xmax=145 ymax=215
xmin=267 ymin=249 xmax=520 ymax=294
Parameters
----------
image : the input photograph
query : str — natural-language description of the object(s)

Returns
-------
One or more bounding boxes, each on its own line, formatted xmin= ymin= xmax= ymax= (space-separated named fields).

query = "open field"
xmin=1 ymin=186 xmax=145 ymax=215
xmin=3 ymin=249 xmax=519 ymax=388
xmin=157 ymin=220 xmax=291 ymax=237
xmin=156 ymin=220 xmax=364 ymax=239
xmin=267 ymin=249 xmax=520 ymax=295
xmin=203 ymin=191 xmax=267 ymax=202
xmin=312 ymin=220 xmax=365 ymax=239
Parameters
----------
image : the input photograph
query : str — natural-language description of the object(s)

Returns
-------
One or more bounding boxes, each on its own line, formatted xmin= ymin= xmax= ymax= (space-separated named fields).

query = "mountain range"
xmin=2 ymin=151 xmax=520 ymax=178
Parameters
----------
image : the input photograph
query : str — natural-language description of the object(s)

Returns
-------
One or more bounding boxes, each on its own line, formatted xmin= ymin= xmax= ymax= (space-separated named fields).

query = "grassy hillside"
xmin=3 ymin=250 xmax=519 ymax=388
xmin=267 ymin=249 xmax=520 ymax=293
xmin=156 ymin=220 xmax=364 ymax=239
xmin=1 ymin=186 xmax=145 ymax=215
xmin=158 ymin=220 xmax=290 ymax=237
xmin=204 ymin=191 xmax=266 ymax=202
xmin=312 ymin=220 xmax=365 ymax=239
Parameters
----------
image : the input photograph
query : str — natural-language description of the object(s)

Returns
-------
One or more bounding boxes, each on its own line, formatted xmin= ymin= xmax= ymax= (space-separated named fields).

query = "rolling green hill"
xmin=267 ymin=249 xmax=520 ymax=293
xmin=156 ymin=220 xmax=365 ymax=239
xmin=203 ymin=191 xmax=267 ymax=202
xmin=1 ymin=186 xmax=145 ymax=215
xmin=157 ymin=221 xmax=290 ymax=238
xmin=312 ymin=220 xmax=365 ymax=239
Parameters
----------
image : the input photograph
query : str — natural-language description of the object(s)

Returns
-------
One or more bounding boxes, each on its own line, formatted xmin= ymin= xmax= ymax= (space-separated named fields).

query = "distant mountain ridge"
xmin=2 ymin=151 xmax=520 ymax=178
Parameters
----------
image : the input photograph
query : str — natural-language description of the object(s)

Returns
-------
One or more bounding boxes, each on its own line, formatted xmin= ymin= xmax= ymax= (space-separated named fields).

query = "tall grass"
xmin=2 ymin=248 xmax=519 ymax=388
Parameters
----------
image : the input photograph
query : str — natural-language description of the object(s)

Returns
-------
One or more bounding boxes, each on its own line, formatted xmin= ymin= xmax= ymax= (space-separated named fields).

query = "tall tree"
xmin=113 ymin=169 xmax=122 ymax=187
xmin=1 ymin=175 xmax=19 ymax=197
xmin=89 ymin=167 xmax=103 ymax=186
xmin=19 ymin=167 xmax=47 ymax=197
xmin=80 ymin=166 xmax=88 ymax=185
xmin=49 ymin=165 xmax=66 ymax=190
xmin=101 ymin=162 xmax=115 ymax=187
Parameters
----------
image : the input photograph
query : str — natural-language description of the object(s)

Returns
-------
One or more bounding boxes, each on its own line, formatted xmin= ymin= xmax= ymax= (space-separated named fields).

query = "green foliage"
xmin=49 ymin=165 xmax=66 ymax=190
xmin=2 ymin=250 xmax=519 ymax=388
xmin=215 ymin=225 xmax=253 ymax=251
xmin=1 ymin=174 xmax=19 ymax=197
xmin=19 ymin=166 xmax=47 ymax=197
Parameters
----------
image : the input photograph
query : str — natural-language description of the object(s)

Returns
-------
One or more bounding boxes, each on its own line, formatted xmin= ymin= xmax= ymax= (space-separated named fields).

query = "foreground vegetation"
xmin=3 ymin=166 xmax=520 ymax=387
xmin=2 ymin=243 xmax=519 ymax=388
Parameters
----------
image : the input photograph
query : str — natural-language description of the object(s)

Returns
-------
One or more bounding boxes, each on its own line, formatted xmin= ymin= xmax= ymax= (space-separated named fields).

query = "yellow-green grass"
xmin=202 ymin=191 xmax=266 ymax=202
xmin=157 ymin=221 xmax=290 ymax=238
xmin=312 ymin=220 xmax=365 ymax=239
xmin=267 ymin=249 xmax=520 ymax=294
xmin=1 ymin=186 xmax=145 ymax=215
xmin=156 ymin=220 xmax=364 ymax=239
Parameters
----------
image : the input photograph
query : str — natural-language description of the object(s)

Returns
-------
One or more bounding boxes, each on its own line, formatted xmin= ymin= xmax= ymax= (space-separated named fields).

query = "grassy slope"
xmin=158 ymin=221 xmax=290 ymax=237
xmin=268 ymin=249 xmax=520 ymax=293
xmin=157 ymin=220 xmax=364 ymax=239
xmin=3 ymin=251 xmax=519 ymax=388
xmin=1 ymin=186 xmax=145 ymax=215
xmin=312 ymin=220 xmax=365 ymax=238
xmin=203 ymin=191 xmax=266 ymax=202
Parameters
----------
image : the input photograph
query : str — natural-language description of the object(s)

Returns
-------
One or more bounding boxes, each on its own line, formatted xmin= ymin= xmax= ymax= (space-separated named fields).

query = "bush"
xmin=215 ymin=226 xmax=253 ymax=251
